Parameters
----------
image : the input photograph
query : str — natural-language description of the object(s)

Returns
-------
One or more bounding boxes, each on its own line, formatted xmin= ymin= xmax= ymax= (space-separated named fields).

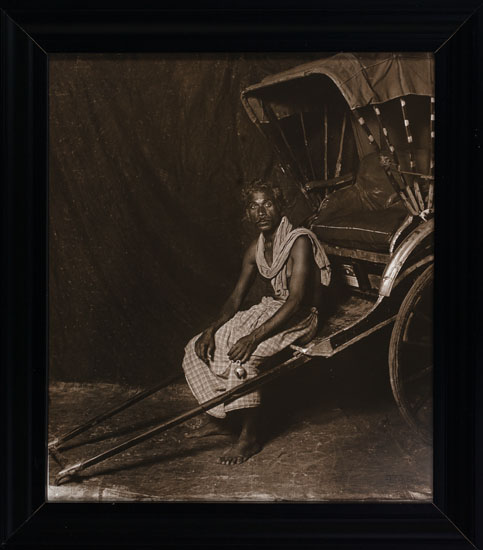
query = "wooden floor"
xmin=48 ymin=329 xmax=432 ymax=502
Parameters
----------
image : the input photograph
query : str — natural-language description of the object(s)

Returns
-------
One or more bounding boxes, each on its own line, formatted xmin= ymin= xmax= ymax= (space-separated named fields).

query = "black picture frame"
xmin=1 ymin=3 xmax=482 ymax=548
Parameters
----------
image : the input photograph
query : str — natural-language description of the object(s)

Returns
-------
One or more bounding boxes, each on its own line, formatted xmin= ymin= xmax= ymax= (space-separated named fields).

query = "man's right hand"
xmin=195 ymin=329 xmax=216 ymax=365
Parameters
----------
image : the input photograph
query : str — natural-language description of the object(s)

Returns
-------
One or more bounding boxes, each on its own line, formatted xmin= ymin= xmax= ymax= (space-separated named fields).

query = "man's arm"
xmin=195 ymin=240 xmax=258 ymax=364
xmin=228 ymin=235 xmax=313 ymax=364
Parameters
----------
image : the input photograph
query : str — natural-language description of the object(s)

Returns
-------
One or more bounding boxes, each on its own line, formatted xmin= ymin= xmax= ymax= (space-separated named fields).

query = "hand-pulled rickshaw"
xmin=51 ymin=53 xmax=434 ymax=484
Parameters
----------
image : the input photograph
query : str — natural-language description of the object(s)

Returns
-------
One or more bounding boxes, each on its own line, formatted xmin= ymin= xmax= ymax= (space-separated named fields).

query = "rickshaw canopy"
xmin=240 ymin=52 xmax=435 ymax=253
xmin=241 ymin=52 xmax=434 ymax=121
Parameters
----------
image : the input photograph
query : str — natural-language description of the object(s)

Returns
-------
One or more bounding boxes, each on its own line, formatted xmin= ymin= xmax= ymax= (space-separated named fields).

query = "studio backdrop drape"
xmin=49 ymin=53 xmax=322 ymax=385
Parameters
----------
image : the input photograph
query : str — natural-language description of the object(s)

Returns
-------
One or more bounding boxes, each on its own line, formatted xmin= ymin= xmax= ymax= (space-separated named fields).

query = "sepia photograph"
xmin=47 ymin=52 xmax=434 ymax=502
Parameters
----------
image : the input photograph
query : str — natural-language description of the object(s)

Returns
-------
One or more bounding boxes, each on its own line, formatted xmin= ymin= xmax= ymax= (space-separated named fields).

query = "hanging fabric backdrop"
xmin=49 ymin=53 xmax=323 ymax=385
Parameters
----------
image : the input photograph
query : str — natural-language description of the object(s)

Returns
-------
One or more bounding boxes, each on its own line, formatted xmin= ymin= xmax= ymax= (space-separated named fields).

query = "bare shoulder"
xmin=243 ymin=238 xmax=258 ymax=264
xmin=290 ymin=234 xmax=312 ymax=258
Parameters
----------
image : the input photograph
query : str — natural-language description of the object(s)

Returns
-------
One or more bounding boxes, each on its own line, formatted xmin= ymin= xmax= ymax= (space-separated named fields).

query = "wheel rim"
xmin=389 ymin=264 xmax=433 ymax=443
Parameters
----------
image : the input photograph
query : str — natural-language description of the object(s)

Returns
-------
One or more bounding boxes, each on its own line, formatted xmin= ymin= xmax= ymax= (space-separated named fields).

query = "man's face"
xmin=246 ymin=190 xmax=282 ymax=234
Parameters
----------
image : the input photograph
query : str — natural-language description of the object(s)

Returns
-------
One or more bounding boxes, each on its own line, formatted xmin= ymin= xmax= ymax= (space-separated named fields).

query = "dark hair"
xmin=241 ymin=179 xmax=285 ymax=211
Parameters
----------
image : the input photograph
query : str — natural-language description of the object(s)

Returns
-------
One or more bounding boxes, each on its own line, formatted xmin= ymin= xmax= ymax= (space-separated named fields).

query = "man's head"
xmin=242 ymin=179 xmax=284 ymax=235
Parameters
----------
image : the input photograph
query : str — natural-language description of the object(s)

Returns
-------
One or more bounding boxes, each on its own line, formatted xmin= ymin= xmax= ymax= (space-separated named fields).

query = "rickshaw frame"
xmin=240 ymin=53 xmax=434 ymax=435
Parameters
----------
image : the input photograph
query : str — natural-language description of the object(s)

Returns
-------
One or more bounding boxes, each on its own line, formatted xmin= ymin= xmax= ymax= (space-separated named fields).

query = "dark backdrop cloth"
xmin=49 ymin=53 xmax=322 ymax=385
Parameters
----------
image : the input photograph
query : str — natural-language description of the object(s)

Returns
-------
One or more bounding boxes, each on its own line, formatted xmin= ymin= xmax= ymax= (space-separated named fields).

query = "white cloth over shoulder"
xmin=256 ymin=216 xmax=331 ymax=300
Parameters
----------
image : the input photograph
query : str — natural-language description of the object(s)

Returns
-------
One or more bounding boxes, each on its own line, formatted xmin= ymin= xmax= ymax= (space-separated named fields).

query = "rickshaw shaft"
xmin=54 ymin=353 xmax=309 ymax=484
xmin=49 ymin=371 xmax=183 ymax=451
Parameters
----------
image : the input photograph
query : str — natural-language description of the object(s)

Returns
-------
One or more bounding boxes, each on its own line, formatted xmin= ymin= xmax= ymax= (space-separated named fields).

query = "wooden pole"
xmin=48 ymin=371 xmax=183 ymax=451
xmin=262 ymin=102 xmax=306 ymax=183
xmin=335 ymin=113 xmax=346 ymax=178
xmin=300 ymin=112 xmax=316 ymax=180
xmin=260 ymin=102 xmax=317 ymax=210
xmin=54 ymin=353 xmax=310 ymax=484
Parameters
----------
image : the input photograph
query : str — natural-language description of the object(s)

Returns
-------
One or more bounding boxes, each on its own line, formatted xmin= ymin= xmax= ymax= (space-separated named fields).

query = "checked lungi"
xmin=183 ymin=297 xmax=319 ymax=418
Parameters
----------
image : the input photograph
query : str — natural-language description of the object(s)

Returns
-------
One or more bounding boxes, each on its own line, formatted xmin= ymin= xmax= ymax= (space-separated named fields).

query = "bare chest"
xmin=263 ymin=241 xmax=274 ymax=266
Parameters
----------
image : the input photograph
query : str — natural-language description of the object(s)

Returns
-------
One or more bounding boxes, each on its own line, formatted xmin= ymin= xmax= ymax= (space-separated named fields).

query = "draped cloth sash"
xmin=256 ymin=216 xmax=331 ymax=300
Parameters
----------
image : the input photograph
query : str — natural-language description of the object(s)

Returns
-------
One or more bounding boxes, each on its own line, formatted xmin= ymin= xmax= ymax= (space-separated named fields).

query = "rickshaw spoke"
xmin=412 ymin=309 xmax=432 ymax=325
xmin=410 ymin=385 xmax=432 ymax=416
xmin=403 ymin=364 xmax=432 ymax=385
xmin=402 ymin=338 xmax=431 ymax=349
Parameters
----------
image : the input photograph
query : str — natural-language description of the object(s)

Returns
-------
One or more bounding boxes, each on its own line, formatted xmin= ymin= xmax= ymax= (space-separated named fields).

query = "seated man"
xmin=182 ymin=180 xmax=331 ymax=464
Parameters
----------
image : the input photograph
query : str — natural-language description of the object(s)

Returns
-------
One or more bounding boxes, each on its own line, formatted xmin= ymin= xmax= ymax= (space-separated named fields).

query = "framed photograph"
xmin=2 ymin=3 xmax=482 ymax=548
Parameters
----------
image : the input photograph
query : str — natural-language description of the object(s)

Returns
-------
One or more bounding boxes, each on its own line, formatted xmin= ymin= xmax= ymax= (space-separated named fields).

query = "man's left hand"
xmin=228 ymin=334 xmax=259 ymax=364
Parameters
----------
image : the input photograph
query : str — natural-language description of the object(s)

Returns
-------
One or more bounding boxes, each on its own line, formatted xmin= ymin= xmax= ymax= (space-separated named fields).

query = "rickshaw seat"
xmin=310 ymin=152 xmax=411 ymax=253
xmin=312 ymin=203 xmax=407 ymax=253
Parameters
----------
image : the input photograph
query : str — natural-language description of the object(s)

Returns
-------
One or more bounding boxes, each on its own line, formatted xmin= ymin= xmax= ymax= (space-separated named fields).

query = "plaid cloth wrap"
xmin=183 ymin=297 xmax=318 ymax=418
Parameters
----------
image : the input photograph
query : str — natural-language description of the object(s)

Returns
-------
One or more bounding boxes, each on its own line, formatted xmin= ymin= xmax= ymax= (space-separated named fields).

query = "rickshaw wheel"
xmin=389 ymin=264 xmax=433 ymax=444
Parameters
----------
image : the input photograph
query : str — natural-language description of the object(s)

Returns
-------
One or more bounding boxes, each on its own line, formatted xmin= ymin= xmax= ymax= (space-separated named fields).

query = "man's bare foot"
xmin=184 ymin=417 xmax=232 ymax=439
xmin=217 ymin=437 xmax=262 ymax=464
